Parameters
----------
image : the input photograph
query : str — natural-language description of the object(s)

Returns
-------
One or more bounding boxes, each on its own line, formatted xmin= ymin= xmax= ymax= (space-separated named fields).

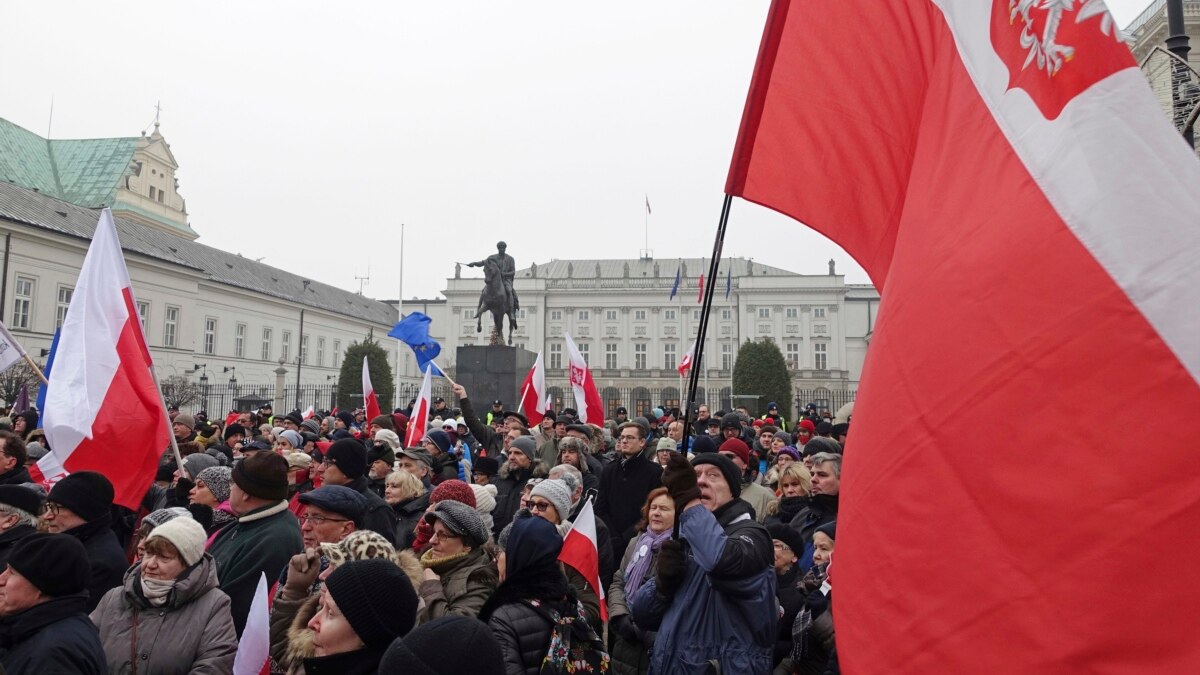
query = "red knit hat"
xmin=798 ymin=419 xmax=816 ymax=433
xmin=718 ymin=438 xmax=751 ymax=467
xmin=429 ymin=479 xmax=476 ymax=509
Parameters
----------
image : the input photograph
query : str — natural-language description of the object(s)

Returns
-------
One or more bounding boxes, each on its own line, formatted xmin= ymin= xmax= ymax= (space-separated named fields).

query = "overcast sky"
xmin=0 ymin=0 xmax=1156 ymax=301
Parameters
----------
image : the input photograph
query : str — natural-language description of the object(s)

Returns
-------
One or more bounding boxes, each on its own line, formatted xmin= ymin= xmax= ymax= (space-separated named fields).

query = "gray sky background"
xmin=0 ymin=0 xmax=1156 ymax=301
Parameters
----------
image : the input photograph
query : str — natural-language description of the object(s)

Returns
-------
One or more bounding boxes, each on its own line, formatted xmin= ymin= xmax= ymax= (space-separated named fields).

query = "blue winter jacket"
xmin=630 ymin=499 xmax=777 ymax=675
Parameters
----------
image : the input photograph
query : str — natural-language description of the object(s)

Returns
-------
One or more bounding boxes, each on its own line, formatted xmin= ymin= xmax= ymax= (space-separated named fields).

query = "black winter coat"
xmin=0 ymin=464 xmax=31 ymax=486
xmin=595 ymin=455 xmax=663 ymax=555
xmin=66 ymin=515 xmax=128 ymax=612
xmin=459 ymin=396 xmax=504 ymax=458
xmin=303 ymin=645 xmax=388 ymax=674
xmin=480 ymin=564 xmax=579 ymax=675
xmin=392 ymin=492 xmax=430 ymax=551
xmin=491 ymin=462 xmax=548 ymax=537
xmin=0 ymin=594 xmax=106 ymax=675
xmin=346 ymin=476 xmax=399 ymax=545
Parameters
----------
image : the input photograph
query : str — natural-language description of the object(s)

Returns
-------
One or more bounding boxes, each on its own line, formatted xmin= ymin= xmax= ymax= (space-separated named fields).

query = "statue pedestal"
xmin=456 ymin=345 xmax=537 ymax=412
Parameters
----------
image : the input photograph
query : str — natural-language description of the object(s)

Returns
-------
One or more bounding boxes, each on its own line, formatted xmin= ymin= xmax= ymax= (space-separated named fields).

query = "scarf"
xmin=420 ymin=548 xmax=471 ymax=571
xmin=139 ymin=576 xmax=176 ymax=607
xmin=624 ymin=527 xmax=672 ymax=598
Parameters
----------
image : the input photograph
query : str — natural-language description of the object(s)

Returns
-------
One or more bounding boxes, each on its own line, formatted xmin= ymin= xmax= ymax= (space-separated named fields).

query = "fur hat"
xmin=148 ymin=516 xmax=207 ymax=566
xmin=473 ymin=456 xmax=500 ymax=477
xmin=529 ymin=479 xmax=572 ymax=523
xmin=319 ymin=530 xmax=398 ymax=568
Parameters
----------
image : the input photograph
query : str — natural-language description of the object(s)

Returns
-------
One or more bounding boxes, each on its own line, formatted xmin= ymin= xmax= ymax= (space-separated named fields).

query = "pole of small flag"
xmin=149 ymin=367 xmax=188 ymax=480
xmin=20 ymin=353 xmax=47 ymax=385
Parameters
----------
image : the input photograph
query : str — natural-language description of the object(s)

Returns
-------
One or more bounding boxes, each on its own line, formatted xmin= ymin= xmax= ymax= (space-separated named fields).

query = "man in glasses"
xmin=596 ymin=421 xmax=664 ymax=555
xmin=295 ymin=486 xmax=365 ymax=554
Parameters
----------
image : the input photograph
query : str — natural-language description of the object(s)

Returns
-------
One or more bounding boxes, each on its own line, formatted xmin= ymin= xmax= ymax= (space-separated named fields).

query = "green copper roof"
xmin=0 ymin=118 xmax=138 ymax=207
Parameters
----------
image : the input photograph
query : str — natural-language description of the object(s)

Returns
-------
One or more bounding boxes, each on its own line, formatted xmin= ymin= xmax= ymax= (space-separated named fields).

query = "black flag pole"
xmin=674 ymin=193 xmax=733 ymax=539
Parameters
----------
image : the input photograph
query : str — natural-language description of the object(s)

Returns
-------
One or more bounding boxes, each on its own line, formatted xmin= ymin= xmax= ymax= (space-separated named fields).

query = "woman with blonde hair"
xmin=764 ymin=462 xmax=812 ymax=528
xmin=385 ymin=470 xmax=428 ymax=551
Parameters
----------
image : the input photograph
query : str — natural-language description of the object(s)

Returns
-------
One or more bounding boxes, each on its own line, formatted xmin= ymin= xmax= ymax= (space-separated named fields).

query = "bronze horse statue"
xmin=476 ymin=259 xmax=518 ymax=345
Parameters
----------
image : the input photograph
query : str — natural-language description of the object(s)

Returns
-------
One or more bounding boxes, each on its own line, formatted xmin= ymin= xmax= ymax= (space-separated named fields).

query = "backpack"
xmin=525 ymin=598 xmax=610 ymax=674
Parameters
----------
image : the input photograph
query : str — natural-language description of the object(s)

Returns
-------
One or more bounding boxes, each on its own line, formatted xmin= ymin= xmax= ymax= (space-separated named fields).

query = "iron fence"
xmin=538 ymin=382 xmax=856 ymax=421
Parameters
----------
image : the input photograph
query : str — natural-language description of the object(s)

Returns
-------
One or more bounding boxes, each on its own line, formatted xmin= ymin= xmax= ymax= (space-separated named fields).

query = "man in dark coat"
xmin=42 ymin=472 xmax=126 ymax=612
xmin=0 ymin=487 xmax=42 ymax=572
xmin=595 ymin=422 xmax=663 ymax=556
xmin=321 ymin=438 xmax=398 ymax=544
xmin=491 ymin=436 xmax=547 ymax=537
xmin=209 ymin=452 xmax=303 ymax=635
xmin=0 ymin=432 xmax=31 ymax=486
xmin=455 ymin=385 xmax=505 ymax=458
xmin=0 ymin=533 xmax=107 ymax=674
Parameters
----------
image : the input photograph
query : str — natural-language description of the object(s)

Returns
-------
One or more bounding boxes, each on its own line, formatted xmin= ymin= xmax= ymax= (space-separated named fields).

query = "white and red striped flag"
xmin=677 ymin=338 xmax=697 ymax=376
xmin=231 ymin=573 xmax=270 ymax=675
xmin=518 ymin=352 xmax=549 ymax=425
xmin=37 ymin=209 xmax=170 ymax=508
xmin=563 ymin=332 xmax=604 ymax=424
xmin=404 ymin=365 xmax=432 ymax=448
xmin=301 ymin=405 xmax=315 ymax=421
xmin=558 ymin=497 xmax=607 ymax=621
xmin=727 ymin=1 xmax=1200 ymax=672
xmin=362 ymin=356 xmax=381 ymax=422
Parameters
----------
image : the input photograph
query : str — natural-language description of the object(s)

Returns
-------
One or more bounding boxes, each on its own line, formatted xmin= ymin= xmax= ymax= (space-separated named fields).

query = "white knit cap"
xmin=471 ymin=483 xmax=498 ymax=515
xmin=148 ymin=516 xmax=207 ymax=566
xmin=374 ymin=429 xmax=402 ymax=450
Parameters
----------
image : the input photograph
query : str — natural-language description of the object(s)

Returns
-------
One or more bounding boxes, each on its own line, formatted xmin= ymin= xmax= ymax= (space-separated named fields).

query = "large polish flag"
xmin=38 ymin=209 xmax=170 ymax=509
xmin=727 ymin=1 xmax=1200 ymax=672
xmin=677 ymin=337 xmax=697 ymax=376
xmin=518 ymin=351 xmax=549 ymax=425
xmin=404 ymin=365 xmax=433 ymax=449
xmin=558 ymin=496 xmax=607 ymax=621
xmin=562 ymin=332 xmax=605 ymax=424
xmin=362 ymin=355 xmax=381 ymax=422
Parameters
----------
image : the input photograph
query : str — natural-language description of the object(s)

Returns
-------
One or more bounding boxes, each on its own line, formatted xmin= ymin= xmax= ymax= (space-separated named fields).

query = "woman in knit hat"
xmin=470 ymin=482 xmax=498 ymax=534
xmin=416 ymin=500 xmax=497 ymax=625
xmin=92 ymin=516 xmax=238 ymax=674
xmin=410 ymin=479 xmax=476 ymax=553
xmin=303 ymin=558 xmax=419 ymax=673
xmin=189 ymin=465 xmax=236 ymax=534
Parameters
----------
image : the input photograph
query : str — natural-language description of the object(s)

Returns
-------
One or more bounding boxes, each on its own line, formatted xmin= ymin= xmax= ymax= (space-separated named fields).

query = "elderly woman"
xmin=189 ymin=466 xmax=236 ymax=534
xmin=416 ymin=500 xmax=498 ymax=624
xmin=301 ymin=559 xmax=420 ymax=673
xmin=385 ymin=470 xmax=428 ymax=551
xmin=92 ymin=517 xmax=238 ymax=674
xmin=764 ymin=463 xmax=813 ymax=528
xmin=555 ymin=436 xmax=598 ymax=494
xmin=608 ymin=487 xmax=675 ymax=675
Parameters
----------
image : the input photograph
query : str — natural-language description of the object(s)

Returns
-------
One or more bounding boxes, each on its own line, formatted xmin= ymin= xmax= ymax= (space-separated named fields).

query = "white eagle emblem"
xmin=1008 ymin=0 xmax=1127 ymax=77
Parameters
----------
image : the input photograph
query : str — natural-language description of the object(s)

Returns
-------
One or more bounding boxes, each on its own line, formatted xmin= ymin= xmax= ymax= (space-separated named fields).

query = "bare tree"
xmin=160 ymin=375 xmax=201 ymax=409
xmin=0 ymin=363 xmax=40 ymax=410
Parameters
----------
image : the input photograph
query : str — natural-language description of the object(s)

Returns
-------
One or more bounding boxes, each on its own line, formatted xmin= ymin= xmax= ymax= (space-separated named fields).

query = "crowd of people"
xmin=0 ymin=392 xmax=849 ymax=674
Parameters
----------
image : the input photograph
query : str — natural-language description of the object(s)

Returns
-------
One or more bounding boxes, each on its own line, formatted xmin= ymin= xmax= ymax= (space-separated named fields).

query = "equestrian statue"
xmin=467 ymin=241 xmax=519 ymax=345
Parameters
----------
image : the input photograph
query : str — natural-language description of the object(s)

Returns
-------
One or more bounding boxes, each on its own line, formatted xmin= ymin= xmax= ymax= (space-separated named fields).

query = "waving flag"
xmin=559 ymin=497 xmax=607 ymax=621
xmin=725 ymin=269 xmax=732 ymax=299
xmin=668 ymin=264 xmax=681 ymax=301
xmin=0 ymin=321 xmax=29 ymax=377
xmin=645 ymin=194 xmax=651 ymax=215
xmin=38 ymin=209 xmax=169 ymax=508
xmin=518 ymin=352 xmax=549 ymax=425
xmin=231 ymin=573 xmax=270 ymax=675
xmin=389 ymin=312 xmax=444 ymax=377
xmin=677 ymin=338 xmax=697 ymax=376
xmin=362 ymin=356 xmax=381 ymax=422
xmin=727 ymin=1 xmax=1200 ymax=672
xmin=696 ymin=273 xmax=704 ymax=303
xmin=404 ymin=365 xmax=433 ymax=449
xmin=34 ymin=328 xmax=59 ymax=426
xmin=563 ymin=332 xmax=604 ymax=424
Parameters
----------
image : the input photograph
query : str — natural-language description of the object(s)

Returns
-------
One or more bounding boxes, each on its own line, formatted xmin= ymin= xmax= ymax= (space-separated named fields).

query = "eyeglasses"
xmin=617 ymin=435 xmax=640 ymax=443
xmin=773 ymin=541 xmax=793 ymax=553
xmin=43 ymin=503 xmax=62 ymax=517
xmin=527 ymin=500 xmax=554 ymax=513
xmin=299 ymin=514 xmax=350 ymax=526
xmin=430 ymin=528 xmax=462 ymax=541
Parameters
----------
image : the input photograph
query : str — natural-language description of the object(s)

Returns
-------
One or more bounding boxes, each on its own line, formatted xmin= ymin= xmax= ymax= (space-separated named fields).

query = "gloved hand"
xmin=174 ymin=477 xmax=195 ymax=504
xmin=660 ymin=453 xmax=700 ymax=512
xmin=611 ymin=614 xmax=639 ymax=643
xmin=655 ymin=539 xmax=688 ymax=597
xmin=282 ymin=548 xmax=321 ymax=600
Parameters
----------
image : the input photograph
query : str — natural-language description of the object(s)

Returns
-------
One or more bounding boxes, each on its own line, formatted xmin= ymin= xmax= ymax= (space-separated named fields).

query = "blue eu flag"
xmin=35 ymin=328 xmax=60 ymax=427
xmin=388 ymin=312 xmax=444 ymax=376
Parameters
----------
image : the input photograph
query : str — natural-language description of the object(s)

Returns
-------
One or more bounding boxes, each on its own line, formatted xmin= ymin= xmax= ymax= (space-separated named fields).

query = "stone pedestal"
xmin=456 ymin=345 xmax=537 ymax=411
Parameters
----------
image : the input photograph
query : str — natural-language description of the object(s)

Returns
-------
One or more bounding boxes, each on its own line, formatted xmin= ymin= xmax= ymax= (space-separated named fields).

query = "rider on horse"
xmin=468 ymin=241 xmax=519 ymax=314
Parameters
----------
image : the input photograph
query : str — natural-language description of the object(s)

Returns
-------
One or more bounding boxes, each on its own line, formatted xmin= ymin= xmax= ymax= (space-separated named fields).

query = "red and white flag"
xmin=677 ymin=338 xmax=697 ymax=376
xmin=231 ymin=573 xmax=270 ymax=675
xmin=301 ymin=405 xmax=315 ymax=421
xmin=696 ymin=273 xmax=704 ymax=303
xmin=558 ymin=497 xmax=607 ymax=621
xmin=518 ymin=352 xmax=549 ymax=425
xmin=404 ymin=365 xmax=432 ymax=449
xmin=563 ymin=332 xmax=604 ymax=424
xmin=37 ymin=209 xmax=170 ymax=508
xmin=727 ymin=1 xmax=1200 ymax=672
xmin=362 ymin=356 xmax=381 ymax=422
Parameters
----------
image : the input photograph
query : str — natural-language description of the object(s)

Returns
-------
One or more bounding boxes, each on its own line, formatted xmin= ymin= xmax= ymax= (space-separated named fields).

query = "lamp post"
xmin=224 ymin=367 xmax=237 ymax=413
xmin=1167 ymin=0 xmax=1195 ymax=147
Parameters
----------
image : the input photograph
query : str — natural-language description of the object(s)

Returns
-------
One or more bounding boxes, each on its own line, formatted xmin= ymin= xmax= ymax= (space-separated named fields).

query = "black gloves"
xmin=656 ymin=539 xmax=688 ymax=597
xmin=660 ymin=453 xmax=700 ymax=512
xmin=611 ymin=614 xmax=639 ymax=643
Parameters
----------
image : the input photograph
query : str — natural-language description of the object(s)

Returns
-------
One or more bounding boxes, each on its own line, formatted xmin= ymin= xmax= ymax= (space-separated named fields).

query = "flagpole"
xmin=395 ymin=223 xmax=405 ymax=408
xmin=20 ymin=353 xmax=47 ymax=385
xmin=149 ymin=367 xmax=188 ymax=480
xmin=681 ymin=194 xmax=732 ymax=454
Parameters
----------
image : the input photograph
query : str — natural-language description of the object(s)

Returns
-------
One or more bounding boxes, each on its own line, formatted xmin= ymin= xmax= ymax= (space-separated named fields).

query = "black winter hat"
xmin=326 ymin=438 xmax=368 ymax=480
xmin=473 ymin=456 xmax=500 ymax=477
xmin=691 ymin=453 xmax=742 ymax=499
xmin=47 ymin=471 xmax=113 ymax=522
xmin=325 ymin=558 xmax=419 ymax=649
xmin=231 ymin=452 xmax=289 ymax=500
xmin=336 ymin=410 xmax=356 ymax=429
xmin=815 ymin=421 xmax=834 ymax=436
xmin=815 ymin=520 xmax=837 ymax=541
xmin=0 ymin=485 xmax=43 ymax=516
xmin=379 ymin=615 xmax=504 ymax=675
xmin=8 ymin=533 xmax=89 ymax=597
xmin=767 ymin=523 xmax=806 ymax=558
xmin=720 ymin=412 xmax=742 ymax=431
xmin=285 ymin=410 xmax=305 ymax=427
xmin=224 ymin=423 xmax=247 ymax=441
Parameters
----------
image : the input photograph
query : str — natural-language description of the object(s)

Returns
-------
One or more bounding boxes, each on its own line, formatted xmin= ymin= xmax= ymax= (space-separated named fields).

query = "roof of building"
xmin=0 ymin=180 xmax=396 ymax=325
xmin=524 ymin=257 xmax=803 ymax=279
xmin=0 ymin=118 xmax=139 ymax=209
